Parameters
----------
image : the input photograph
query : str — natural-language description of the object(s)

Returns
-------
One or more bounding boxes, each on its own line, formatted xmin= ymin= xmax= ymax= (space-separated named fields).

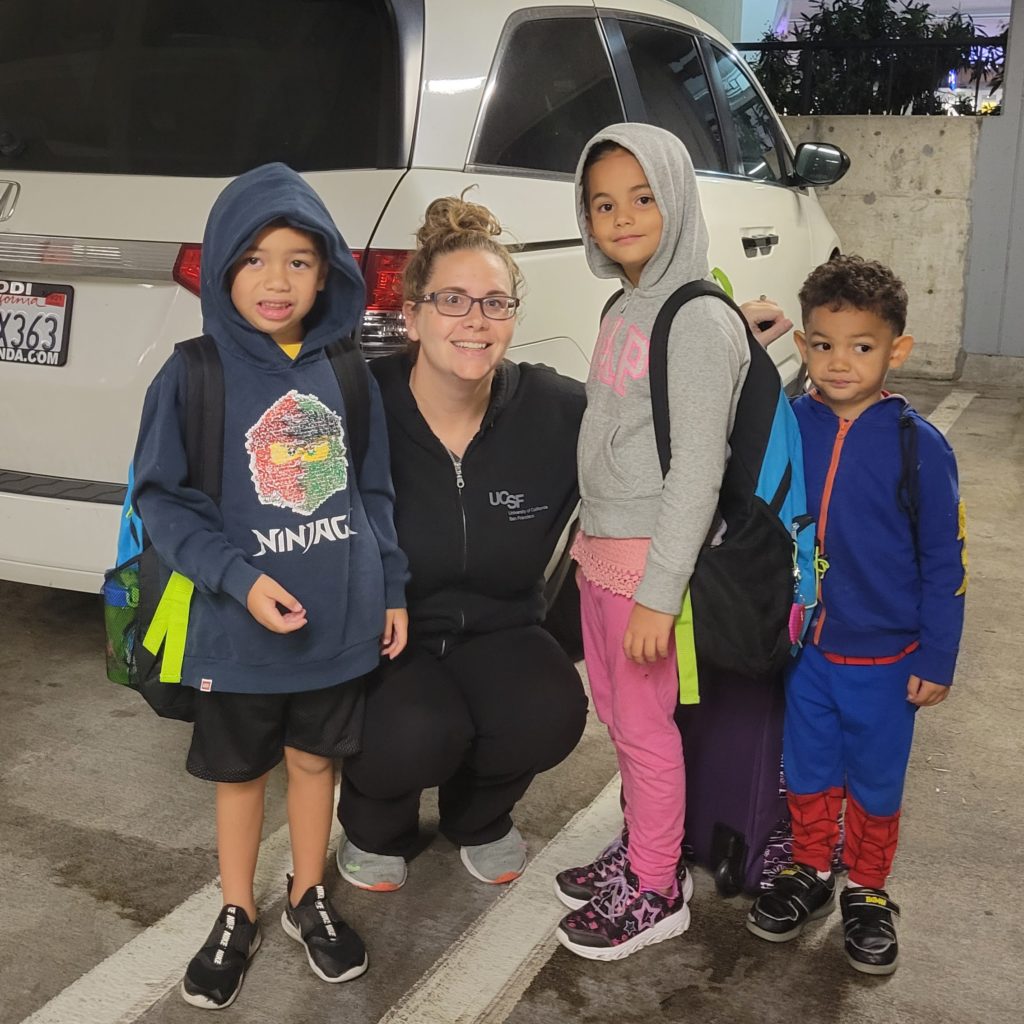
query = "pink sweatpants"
xmin=579 ymin=576 xmax=685 ymax=892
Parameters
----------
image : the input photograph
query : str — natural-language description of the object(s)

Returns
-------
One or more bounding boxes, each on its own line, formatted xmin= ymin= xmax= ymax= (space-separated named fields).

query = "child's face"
xmin=585 ymin=148 xmax=663 ymax=287
xmin=402 ymin=248 xmax=516 ymax=384
xmin=230 ymin=225 xmax=327 ymax=346
xmin=795 ymin=304 xmax=913 ymax=420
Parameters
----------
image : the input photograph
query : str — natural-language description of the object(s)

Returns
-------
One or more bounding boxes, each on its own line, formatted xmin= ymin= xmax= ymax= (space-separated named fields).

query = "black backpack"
xmin=601 ymin=282 xmax=815 ymax=691
xmin=102 ymin=335 xmax=370 ymax=721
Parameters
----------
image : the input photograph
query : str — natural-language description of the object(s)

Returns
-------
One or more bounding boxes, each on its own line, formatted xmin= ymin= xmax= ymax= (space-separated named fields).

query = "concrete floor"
xmin=1 ymin=379 xmax=1020 ymax=1024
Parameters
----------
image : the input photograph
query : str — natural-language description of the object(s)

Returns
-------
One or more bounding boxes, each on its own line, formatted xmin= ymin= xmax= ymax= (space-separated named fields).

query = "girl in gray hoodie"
xmin=555 ymin=124 xmax=750 ymax=961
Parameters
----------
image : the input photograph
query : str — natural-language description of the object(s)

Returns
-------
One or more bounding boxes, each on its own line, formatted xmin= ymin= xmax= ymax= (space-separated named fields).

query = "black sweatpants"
xmin=338 ymin=626 xmax=588 ymax=855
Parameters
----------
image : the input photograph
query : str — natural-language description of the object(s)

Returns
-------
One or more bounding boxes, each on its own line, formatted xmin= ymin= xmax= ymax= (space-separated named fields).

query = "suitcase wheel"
xmin=713 ymin=857 xmax=742 ymax=898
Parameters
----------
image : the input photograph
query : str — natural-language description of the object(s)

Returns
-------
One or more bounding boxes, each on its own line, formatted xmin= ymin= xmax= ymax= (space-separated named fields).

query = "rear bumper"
xmin=0 ymin=489 xmax=120 ymax=592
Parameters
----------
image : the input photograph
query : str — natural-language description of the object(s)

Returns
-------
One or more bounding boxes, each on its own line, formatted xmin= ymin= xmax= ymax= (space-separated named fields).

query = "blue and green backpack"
xmin=102 ymin=334 xmax=369 ymax=720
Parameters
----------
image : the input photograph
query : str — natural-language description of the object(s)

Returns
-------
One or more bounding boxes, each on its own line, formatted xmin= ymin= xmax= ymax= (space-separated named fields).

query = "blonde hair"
xmin=403 ymin=193 xmax=524 ymax=303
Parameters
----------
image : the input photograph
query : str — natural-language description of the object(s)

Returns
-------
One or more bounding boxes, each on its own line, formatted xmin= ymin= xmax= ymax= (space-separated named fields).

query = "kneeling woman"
xmin=336 ymin=196 xmax=589 ymax=888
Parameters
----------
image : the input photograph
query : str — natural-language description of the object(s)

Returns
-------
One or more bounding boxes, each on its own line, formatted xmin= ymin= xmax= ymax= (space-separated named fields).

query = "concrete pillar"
xmin=962 ymin=10 xmax=1024 ymax=365
xmin=668 ymin=1 xmax=742 ymax=40
xmin=740 ymin=0 xmax=784 ymax=41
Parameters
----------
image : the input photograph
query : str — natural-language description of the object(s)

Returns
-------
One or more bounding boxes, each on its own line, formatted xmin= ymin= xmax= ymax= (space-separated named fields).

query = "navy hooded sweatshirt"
xmin=794 ymin=392 xmax=965 ymax=685
xmin=133 ymin=163 xmax=408 ymax=694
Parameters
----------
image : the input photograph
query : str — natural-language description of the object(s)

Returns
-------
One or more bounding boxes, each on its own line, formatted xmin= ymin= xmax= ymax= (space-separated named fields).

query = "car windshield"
xmin=0 ymin=0 xmax=402 ymax=176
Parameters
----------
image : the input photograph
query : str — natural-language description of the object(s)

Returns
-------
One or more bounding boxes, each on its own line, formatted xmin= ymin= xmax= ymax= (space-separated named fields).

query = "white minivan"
xmin=0 ymin=0 xmax=846 ymax=591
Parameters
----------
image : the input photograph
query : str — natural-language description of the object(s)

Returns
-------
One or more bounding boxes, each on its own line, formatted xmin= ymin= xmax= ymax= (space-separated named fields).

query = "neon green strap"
xmin=675 ymin=591 xmax=700 ymax=705
xmin=142 ymin=572 xmax=195 ymax=683
xmin=710 ymin=266 xmax=734 ymax=298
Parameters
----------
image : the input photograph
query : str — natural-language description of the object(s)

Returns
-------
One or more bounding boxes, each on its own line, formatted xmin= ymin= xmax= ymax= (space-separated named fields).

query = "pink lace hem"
xmin=571 ymin=531 xmax=651 ymax=599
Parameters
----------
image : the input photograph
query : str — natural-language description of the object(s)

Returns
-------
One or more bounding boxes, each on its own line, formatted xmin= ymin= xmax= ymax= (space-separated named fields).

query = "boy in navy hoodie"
xmin=132 ymin=163 xmax=408 ymax=1009
xmin=746 ymin=256 xmax=966 ymax=975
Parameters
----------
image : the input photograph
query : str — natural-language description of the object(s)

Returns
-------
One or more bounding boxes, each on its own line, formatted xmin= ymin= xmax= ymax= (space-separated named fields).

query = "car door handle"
xmin=742 ymin=233 xmax=779 ymax=257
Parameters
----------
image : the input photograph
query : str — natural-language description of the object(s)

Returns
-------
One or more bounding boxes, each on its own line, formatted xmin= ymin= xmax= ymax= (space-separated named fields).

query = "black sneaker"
xmin=281 ymin=876 xmax=368 ymax=983
xmin=840 ymin=886 xmax=901 ymax=975
xmin=180 ymin=905 xmax=262 ymax=1010
xmin=746 ymin=863 xmax=836 ymax=942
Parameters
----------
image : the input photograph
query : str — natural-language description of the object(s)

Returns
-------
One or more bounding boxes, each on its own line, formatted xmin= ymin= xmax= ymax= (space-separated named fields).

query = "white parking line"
xmin=376 ymin=775 xmax=622 ymax=1024
xmin=17 ymin=818 xmax=332 ymax=1024
xmin=927 ymin=389 xmax=976 ymax=436
xmin=17 ymin=776 xmax=620 ymax=1024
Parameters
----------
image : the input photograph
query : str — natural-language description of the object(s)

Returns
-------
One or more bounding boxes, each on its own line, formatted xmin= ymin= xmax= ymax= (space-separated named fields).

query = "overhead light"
xmin=427 ymin=76 xmax=486 ymax=95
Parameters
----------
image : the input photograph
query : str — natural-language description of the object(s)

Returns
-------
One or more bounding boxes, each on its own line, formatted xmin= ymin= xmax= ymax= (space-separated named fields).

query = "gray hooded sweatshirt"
xmin=574 ymin=123 xmax=750 ymax=616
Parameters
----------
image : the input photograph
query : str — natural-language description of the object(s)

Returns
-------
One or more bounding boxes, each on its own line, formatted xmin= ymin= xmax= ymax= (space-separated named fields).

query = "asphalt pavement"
xmin=1 ymin=378 xmax=1020 ymax=1024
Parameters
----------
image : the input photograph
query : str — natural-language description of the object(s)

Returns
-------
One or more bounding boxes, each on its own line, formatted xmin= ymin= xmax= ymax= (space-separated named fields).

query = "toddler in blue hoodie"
xmin=746 ymin=256 xmax=966 ymax=976
xmin=132 ymin=163 xmax=408 ymax=1008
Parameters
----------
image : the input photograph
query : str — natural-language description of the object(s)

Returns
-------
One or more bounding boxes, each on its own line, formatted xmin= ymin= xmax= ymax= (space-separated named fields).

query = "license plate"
xmin=0 ymin=279 xmax=75 ymax=367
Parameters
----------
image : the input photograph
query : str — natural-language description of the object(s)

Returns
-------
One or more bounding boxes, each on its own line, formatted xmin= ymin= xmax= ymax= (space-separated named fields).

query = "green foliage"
xmin=748 ymin=0 xmax=1000 ymax=115
xmin=980 ymin=21 xmax=1009 ymax=97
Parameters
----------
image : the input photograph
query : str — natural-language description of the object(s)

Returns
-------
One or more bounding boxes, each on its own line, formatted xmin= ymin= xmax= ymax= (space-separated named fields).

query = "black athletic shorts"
xmin=186 ymin=678 xmax=366 ymax=783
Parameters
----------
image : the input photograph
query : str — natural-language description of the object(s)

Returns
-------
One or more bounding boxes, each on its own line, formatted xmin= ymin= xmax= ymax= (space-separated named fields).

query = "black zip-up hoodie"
xmin=372 ymin=353 xmax=585 ymax=654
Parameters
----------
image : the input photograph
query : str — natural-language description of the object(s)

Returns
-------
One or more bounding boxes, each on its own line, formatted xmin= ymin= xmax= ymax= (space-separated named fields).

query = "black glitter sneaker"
xmin=281 ymin=876 xmax=368 ymax=983
xmin=557 ymin=863 xmax=690 ymax=961
xmin=746 ymin=863 xmax=836 ymax=942
xmin=555 ymin=830 xmax=695 ymax=911
xmin=840 ymin=886 xmax=901 ymax=975
xmin=180 ymin=904 xmax=262 ymax=1010
xmin=555 ymin=831 xmax=630 ymax=910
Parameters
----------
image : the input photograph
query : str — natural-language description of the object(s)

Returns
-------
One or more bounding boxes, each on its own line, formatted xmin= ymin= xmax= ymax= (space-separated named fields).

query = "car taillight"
xmin=361 ymin=249 xmax=409 ymax=310
xmin=353 ymin=248 xmax=412 ymax=358
xmin=173 ymin=243 xmax=202 ymax=296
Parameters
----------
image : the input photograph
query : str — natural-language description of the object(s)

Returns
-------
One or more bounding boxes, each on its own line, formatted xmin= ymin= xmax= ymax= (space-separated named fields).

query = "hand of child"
xmin=245 ymin=574 xmax=307 ymax=633
xmin=623 ymin=603 xmax=676 ymax=664
xmin=740 ymin=296 xmax=793 ymax=348
xmin=382 ymin=608 xmax=408 ymax=660
xmin=906 ymin=674 xmax=950 ymax=707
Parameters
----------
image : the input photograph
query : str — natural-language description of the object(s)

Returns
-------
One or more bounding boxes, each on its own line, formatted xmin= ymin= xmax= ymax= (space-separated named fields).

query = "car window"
xmin=0 ymin=0 xmax=400 ymax=176
xmin=617 ymin=21 xmax=725 ymax=173
xmin=473 ymin=17 xmax=624 ymax=175
xmin=711 ymin=46 xmax=785 ymax=182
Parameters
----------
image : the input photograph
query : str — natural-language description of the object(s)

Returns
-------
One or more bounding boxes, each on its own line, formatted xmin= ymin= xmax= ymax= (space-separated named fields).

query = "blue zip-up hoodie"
xmin=794 ymin=392 xmax=965 ymax=685
xmin=133 ymin=163 xmax=408 ymax=694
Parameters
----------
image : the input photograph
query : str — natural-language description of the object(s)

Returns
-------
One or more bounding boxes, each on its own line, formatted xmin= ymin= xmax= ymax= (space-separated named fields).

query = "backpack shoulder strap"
xmin=325 ymin=335 xmax=370 ymax=480
xmin=175 ymin=335 xmax=224 ymax=504
xmin=648 ymin=280 xmax=754 ymax=477
xmin=897 ymin=406 xmax=920 ymax=535
xmin=601 ymin=289 xmax=624 ymax=323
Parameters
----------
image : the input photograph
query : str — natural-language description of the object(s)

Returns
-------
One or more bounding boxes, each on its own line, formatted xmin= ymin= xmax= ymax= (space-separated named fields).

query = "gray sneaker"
xmin=336 ymin=837 xmax=407 ymax=892
xmin=460 ymin=825 xmax=528 ymax=884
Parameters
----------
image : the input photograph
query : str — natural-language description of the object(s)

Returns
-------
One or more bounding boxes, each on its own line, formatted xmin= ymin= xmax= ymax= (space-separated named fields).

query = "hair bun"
xmin=416 ymin=194 xmax=503 ymax=250
xmin=402 ymin=191 xmax=522 ymax=305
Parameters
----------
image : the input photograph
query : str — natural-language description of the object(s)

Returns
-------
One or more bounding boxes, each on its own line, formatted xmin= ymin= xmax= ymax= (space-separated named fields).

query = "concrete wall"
xmin=674 ymin=0 xmax=782 ymax=41
xmin=783 ymin=115 xmax=982 ymax=380
xmin=740 ymin=0 xmax=783 ymax=41
xmin=669 ymin=1 xmax=741 ymax=39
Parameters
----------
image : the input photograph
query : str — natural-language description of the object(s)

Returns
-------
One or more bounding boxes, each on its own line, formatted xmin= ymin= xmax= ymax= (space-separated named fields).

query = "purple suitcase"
xmin=675 ymin=669 xmax=787 ymax=896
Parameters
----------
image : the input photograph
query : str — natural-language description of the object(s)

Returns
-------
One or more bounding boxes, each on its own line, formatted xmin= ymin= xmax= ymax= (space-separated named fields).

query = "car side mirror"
xmin=790 ymin=143 xmax=850 ymax=187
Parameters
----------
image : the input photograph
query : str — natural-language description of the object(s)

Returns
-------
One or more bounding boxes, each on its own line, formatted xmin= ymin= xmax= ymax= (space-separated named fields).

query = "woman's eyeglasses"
xmin=416 ymin=290 xmax=520 ymax=321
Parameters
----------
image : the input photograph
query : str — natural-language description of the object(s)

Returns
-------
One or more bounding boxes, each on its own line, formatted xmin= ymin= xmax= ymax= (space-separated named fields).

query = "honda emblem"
xmin=0 ymin=181 xmax=20 ymax=222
